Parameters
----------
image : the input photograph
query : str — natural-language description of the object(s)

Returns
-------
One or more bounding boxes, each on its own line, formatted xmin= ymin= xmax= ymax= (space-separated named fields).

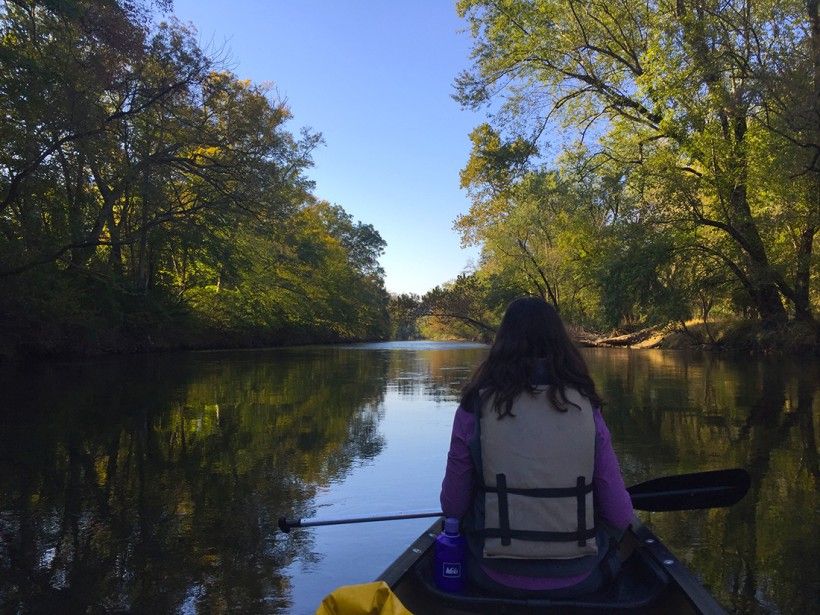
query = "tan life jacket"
xmin=478 ymin=386 xmax=597 ymax=560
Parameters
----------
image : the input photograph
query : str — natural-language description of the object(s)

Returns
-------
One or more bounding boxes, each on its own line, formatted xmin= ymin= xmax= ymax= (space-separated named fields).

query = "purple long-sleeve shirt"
xmin=440 ymin=405 xmax=633 ymax=590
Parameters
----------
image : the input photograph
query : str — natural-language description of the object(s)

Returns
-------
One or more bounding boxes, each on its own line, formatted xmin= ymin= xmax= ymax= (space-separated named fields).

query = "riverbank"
xmin=0 ymin=302 xmax=385 ymax=363
xmin=0 ymin=268 xmax=390 ymax=363
xmin=574 ymin=319 xmax=819 ymax=354
xmin=0 ymin=325 xmax=383 ymax=363
xmin=4 ymin=310 xmax=816 ymax=363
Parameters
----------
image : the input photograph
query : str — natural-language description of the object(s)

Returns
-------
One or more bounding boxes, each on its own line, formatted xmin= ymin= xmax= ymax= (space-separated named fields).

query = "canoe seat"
xmin=414 ymin=549 xmax=670 ymax=613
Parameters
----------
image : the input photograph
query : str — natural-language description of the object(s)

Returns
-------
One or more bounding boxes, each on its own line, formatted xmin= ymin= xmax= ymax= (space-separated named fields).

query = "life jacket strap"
xmin=496 ymin=473 xmax=511 ymax=546
xmin=481 ymin=473 xmax=596 ymax=546
xmin=479 ymin=527 xmax=598 ymax=543
xmin=577 ymin=476 xmax=588 ymax=546
xmin=482 ymin=481 xmax=594 ymax=498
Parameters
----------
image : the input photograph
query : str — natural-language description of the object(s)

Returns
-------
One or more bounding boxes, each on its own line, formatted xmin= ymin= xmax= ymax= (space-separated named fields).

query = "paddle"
xmin=277 ymin=468 xmax=750 ymax=532
xmin=627 ymin=468 xmax=750 ymax=512
xmin=278 ymin=510 xmax=442 ymax=532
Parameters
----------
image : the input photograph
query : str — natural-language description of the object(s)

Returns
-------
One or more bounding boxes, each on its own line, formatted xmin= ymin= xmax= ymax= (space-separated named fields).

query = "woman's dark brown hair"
xmin=461 ymin=296 xmax=602 ymax=418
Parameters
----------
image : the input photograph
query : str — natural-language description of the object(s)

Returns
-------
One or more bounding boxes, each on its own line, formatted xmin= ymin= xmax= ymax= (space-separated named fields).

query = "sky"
xmin=170 ymin=0 xmax=485 ymax=295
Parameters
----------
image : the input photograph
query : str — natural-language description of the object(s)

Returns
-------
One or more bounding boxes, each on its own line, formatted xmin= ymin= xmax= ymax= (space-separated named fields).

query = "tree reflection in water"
xmin=586 ymin=350 xmax=819 ymax=615
xmin=0 ymin=349 xmax=387 ymax=613
xmin=0 ymin=345 xmax=816 ymax=614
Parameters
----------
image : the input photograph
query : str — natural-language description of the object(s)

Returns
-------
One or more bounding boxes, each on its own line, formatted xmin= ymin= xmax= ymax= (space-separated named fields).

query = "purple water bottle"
xmin=434 ymin=517 xmax=466 ymax=593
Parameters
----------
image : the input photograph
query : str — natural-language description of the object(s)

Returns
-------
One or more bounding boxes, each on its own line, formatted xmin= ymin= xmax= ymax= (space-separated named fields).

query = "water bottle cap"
xmin=444 ymin=517 xmax=460 ymax=535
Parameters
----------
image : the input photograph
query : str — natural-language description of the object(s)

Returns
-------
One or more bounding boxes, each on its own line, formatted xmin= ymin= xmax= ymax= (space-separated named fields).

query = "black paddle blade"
xmin=628 ymin=468 xmax=751 ymax=512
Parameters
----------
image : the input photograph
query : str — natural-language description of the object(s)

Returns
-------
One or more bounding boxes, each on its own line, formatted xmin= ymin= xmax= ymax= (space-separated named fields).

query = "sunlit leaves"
xmin=454 ymin=0 xmax=818 ymax=330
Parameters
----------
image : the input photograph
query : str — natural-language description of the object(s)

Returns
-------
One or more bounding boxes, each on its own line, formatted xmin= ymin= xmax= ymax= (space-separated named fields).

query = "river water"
xmin=0 ymin=342 xmax=816 ymax=614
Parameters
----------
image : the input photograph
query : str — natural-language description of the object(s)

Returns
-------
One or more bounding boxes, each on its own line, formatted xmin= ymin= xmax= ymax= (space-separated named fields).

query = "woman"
xmin=440 ymin=296 xmax=633 ymax=597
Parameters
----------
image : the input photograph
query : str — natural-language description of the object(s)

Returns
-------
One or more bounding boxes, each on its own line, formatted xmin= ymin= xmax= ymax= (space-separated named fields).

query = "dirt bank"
xmin=572 ymin=320 xmax=818 ymax=354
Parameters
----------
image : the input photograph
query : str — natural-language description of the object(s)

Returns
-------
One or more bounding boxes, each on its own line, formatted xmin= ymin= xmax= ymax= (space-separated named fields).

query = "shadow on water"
xmin=0 ymin=348 xmax=388 ymax=613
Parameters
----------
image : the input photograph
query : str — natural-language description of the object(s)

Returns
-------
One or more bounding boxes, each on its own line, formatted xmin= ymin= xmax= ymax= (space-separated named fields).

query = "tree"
xmin=457 ymin=125 xmax=615 ymax=321
xmin=420 ymin=272 xmax=508 ymax=341
xmin=456 ymin=0 xmax=817 ymax=328
xmin=0 ymin=1 xmax=390 ymax=356
xmin=387 ymin=293 xmax=422 ymax=340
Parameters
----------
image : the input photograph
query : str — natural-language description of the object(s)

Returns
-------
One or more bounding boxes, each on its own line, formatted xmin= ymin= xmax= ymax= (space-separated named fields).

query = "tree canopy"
xmin=0 ymin=0 xmax=389 ymax=357
xmin=432 ymin=0 xmax=819 ymax=343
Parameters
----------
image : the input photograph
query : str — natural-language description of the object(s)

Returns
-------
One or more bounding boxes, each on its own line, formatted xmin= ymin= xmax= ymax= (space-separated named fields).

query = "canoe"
xmin=377 ymin=516 xmax=726 ymax=614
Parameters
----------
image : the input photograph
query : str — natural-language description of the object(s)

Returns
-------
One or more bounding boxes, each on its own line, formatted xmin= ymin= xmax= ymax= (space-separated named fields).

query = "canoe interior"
xmin=377 ymin=517 xmax=726 ymax=615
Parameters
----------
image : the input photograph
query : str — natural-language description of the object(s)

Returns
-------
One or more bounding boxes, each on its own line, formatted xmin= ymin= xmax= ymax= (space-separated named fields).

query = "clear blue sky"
xmin=171 ymin=0 xmax=484 ymax=295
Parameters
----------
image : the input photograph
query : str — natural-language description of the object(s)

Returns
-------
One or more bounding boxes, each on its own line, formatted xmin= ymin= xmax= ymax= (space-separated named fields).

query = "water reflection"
xmin=586 ymin=349 xmax=819 ymax=614
xmin=0 ymin=345 xmax=816 ymax=614
xmin=0 ymin=349 xmax=388 ymax=613
xmin=380 ymin=345 xmax=484 ymax=401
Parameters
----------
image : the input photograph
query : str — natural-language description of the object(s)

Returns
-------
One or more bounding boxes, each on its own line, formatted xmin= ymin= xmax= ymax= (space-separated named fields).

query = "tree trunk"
xmin=138 ymin=203 xmax=150 ymax=292
xmin=793 ymin=225 xmax=816 ymax=323
xmin=87 ymin=159 xmax=124 ymax=267
xmin=108 ymin=203 xmax=122 ymax=273
xmin=798 ymin=0 xmax=820 ymax=325
xmin=683 ymin=6 xmax=789 ymax=327
xmin=728 ymin=118 xmax=788 ymax=327
xmin=136 ymin=164 xmax=151 ymax=293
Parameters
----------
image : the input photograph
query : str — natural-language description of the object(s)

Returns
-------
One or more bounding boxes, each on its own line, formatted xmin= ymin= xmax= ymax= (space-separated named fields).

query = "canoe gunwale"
xmin=377 ymin=520 xmax=440 ymax=588
xmin=629 ymin=517 xmax=726 ymax=615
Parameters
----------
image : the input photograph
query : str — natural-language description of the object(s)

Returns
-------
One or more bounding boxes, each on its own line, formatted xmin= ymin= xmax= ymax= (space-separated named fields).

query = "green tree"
xmin=0 ymin=1 xmax=390 ymax=357
xmin=388 ymin=293 xmax=422 ymax=340
xmin=456 ymin=0 xmax=818 ymax=328
xmin=420 ymin=272 xmax=509 ymax=341
xmin=457 ymin=126 xmax=616 ymax=323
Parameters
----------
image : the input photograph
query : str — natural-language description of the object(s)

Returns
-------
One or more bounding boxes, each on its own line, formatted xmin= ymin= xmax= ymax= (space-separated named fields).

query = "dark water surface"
xmin=0 ymin=342 xmax=817 ymax=614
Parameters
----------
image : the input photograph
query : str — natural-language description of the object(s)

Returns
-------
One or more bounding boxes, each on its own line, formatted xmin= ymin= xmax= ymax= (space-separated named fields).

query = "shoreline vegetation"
xmin=2 ymin=2 xmax=818 ymax=362
xmin=573 ymin=320 xmax=819 ymax=354
xmin=417 ymin=318 xmax=818 ymax=355
xmin=0 ymin=1 xmax=389 ymax=364
xmin=2 ymin=313 xmax=815 ymax=363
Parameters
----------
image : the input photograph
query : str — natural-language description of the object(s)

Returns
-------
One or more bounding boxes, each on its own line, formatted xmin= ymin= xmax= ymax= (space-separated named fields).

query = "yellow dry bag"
xmin=315 ymin=580 xmax=412 ymax=615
